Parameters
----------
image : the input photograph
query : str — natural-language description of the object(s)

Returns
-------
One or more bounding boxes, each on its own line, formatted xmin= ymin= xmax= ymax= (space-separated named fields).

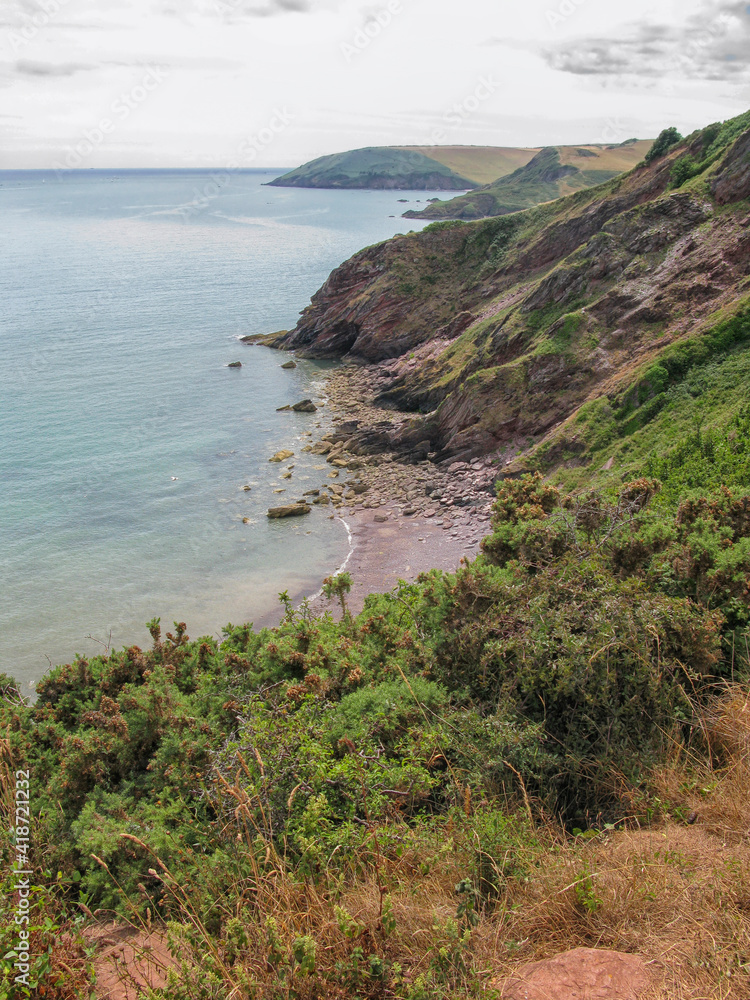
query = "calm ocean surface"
xmin=0 ymin=169 xmax=439 ymax=695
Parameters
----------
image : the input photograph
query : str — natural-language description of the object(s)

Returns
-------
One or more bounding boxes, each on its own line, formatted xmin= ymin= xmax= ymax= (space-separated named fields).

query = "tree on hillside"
xmin=645 ymin=127 xmax=683 ymax=163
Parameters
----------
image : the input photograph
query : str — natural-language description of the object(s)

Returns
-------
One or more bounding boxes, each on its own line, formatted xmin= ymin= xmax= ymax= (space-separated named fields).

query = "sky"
xmin=1 ymin=0 xmax=749 ymax=168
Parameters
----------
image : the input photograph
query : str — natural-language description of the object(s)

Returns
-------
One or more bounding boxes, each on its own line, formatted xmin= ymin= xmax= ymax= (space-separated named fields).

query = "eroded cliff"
xmin=253 ymin=116 xmax=750 ymax=468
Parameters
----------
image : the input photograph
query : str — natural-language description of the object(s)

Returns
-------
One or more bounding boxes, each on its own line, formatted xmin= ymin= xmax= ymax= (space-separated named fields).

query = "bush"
xmin=645 ymin=127 xmax=683 ymax=164
xmin=670 ymin=154 xmax=701 ymax=188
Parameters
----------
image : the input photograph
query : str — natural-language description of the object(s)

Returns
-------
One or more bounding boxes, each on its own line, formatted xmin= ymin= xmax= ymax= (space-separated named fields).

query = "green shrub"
xmin=645 ymin=127 xmax=683 ymax=164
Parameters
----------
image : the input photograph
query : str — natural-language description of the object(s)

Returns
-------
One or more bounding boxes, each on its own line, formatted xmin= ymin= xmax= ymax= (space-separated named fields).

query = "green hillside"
xmin=405 ymin=140 xmax=653 ymax=219
xmin=266 ymin=146 xmax=477 ymax=190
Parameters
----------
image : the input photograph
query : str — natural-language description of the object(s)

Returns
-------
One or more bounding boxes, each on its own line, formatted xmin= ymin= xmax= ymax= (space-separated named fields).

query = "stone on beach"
xmin=267 ymin=503 xmax=311 ymax=519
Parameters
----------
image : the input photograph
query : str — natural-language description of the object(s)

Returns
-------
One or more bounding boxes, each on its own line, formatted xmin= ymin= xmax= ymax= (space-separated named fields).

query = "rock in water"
xmin=496 ymin=948 xmax=650 ymax=1000
xmin=281 ymin=360 xmax=297 ymax=369
xmin=292 ymin=399 xmax=318 ymax=412
xmin=267 ymin=503 xmax=311 ymax=519
xmin=269 ymin=450 xmax=295 ymax=462
xmin=227 ymin=361 xmax=242 ymax=368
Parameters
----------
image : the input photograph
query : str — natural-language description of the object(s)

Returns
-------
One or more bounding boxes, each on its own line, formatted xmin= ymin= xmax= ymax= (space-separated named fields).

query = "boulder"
xmin=227 ymin=361 xmax=242 ymax=368
xmin=496 ymin=948 xmax=650 ymax=1000
xmin=281 ymin=360 xmax=297 ymax=369
xmin=267 ymin=504 xmax=311 ymax=519
xmin=269 ymin=450 xmax=294 ymax=463
xmin=311 ymin=441 xmax=332 ymax=455
xmin=292 ymin=399 xmax=318 ymax=413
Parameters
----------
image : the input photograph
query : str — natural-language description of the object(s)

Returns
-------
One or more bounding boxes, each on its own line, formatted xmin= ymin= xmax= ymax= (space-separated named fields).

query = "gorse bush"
xmin=8 ymin=468 xmax=747 ymax=912
xmin=4 ymin=398 xmax=750 ymax=996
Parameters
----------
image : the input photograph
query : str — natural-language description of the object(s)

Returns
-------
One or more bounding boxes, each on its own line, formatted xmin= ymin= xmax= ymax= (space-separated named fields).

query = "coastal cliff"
xmin=10 ymin=113 xmax=750 ymax=1000
xmin=257 ymin=115 xmax=750 ymax=467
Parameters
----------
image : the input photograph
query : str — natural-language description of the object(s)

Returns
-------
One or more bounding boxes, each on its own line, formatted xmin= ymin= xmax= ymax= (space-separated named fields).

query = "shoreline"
xmin=293 ymin=361 xmax=497 ymax=617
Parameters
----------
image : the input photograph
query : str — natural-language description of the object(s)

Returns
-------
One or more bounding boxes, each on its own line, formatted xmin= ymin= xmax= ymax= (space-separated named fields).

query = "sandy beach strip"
xmin=297 ymin=361 xmax=496 ymax=616
xmin=306 ymin=506 xmax=486 ymax=617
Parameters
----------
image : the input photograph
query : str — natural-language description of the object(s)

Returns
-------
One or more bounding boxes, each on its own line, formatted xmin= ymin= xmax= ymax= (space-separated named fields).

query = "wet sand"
xmin=306 ymin=506 xmax=486 ymax=617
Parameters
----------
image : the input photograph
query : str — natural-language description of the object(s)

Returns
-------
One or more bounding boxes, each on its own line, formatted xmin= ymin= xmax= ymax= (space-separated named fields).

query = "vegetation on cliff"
xmin=3 ymin=428 xmax=750 ymax=995
xmin=263 ymin=112 xmax=750 ymax=473
xmin=266 ymin=147 xmax=479 ymax=191
xmin=3 ymin=112 xmax=750 ymax=999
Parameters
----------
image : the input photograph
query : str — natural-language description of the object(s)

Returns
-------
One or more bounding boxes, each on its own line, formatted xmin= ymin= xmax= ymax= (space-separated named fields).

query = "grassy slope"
xmin=406 ymin=141 xmax=653 ymax=219
xmin=557 ymin=140 xmax=653 ymax=171
xmin=396 ymin=145 xmax=541 ymax=185
xmin=266 ymin=146 xmax=477 ymax=190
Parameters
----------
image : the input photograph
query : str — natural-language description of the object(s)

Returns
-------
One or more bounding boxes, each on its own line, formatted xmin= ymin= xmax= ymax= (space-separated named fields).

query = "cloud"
xmin=14 ymin=60 xmax=95 ymax=77
xmin=199 ymin=0 xmax=334 ymax=16
xmin=546 ymin=1 xmax=750 ymax=81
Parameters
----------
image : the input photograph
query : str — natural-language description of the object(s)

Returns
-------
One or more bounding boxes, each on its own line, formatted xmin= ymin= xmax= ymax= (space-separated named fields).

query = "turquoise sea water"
xmin=0 ymin=169 xmax=438 ymax=695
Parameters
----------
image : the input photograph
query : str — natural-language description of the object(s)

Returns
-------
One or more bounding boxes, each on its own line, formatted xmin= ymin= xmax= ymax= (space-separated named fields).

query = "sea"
xmin=0 ymin=169 xmax=441 ymax=696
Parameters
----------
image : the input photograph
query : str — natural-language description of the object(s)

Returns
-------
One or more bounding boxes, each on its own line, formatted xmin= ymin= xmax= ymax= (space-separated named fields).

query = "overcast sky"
xmin=1 ymin=0 xmax=749 ymax=168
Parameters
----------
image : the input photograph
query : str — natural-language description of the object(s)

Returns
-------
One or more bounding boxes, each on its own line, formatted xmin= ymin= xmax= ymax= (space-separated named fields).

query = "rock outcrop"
xmin=252 ymin=118 xmax=750 ymax=466
xmin=496 ymin=948 xmax=650 ymax=1000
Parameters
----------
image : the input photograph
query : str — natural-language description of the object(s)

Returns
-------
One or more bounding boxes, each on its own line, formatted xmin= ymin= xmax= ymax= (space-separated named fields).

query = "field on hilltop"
xmin=406 ymin=140 xmax=654 ymax=220
xmin=396 ymin=145 xmax=541 ymax=186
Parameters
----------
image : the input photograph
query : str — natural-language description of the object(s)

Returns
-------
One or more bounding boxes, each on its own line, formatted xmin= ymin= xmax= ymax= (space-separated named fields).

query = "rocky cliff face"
xmin=256 ymin=120 xmax=750 ymax=466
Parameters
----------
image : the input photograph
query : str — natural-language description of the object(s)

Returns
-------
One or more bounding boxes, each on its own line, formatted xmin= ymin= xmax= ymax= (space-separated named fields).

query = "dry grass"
xmin=557 ymin=141 xmax=654 ymax=172
xmin=73 ymin=684 xmax=750 ymax=998
xmin=397 ymin=146 xmax=540 ymax=186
